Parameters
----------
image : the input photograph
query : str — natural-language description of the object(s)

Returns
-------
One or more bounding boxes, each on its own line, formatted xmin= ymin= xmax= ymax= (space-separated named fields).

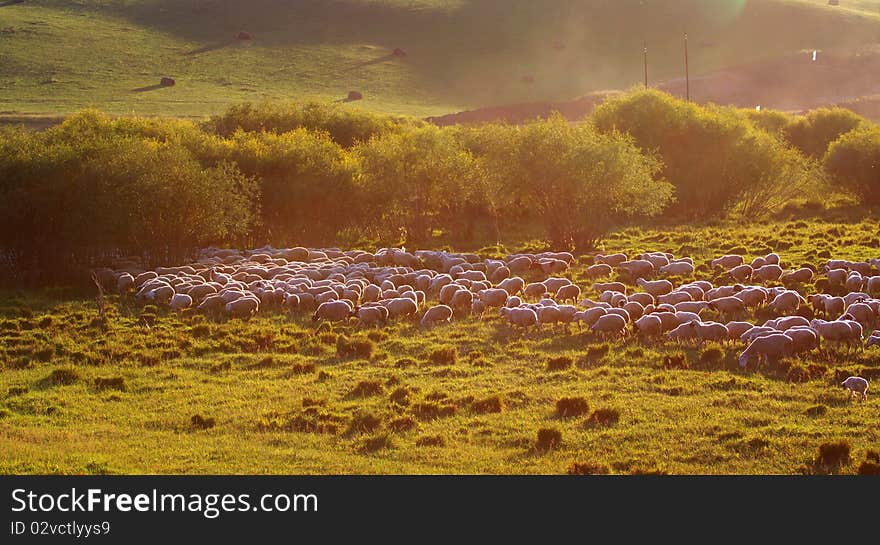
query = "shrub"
xmin=546 ymin=356 xmax=573 ymax=371
xmin=783 ymin=107 xmax=865 ymax=159
xmin=586 ymin=407 xmax=620 ymax=427
xmin=471 ymin=395 xmax=504 ymax=414
xmin=191 ymin=414 xmax=216 ymax=430
xmin=592 ymin=89 xmax=815 ymax=219
xmin=426 ymin=347 xmax=457 ymax=366
xmin=535 ymin=428 xmax=563 ymax=452
xmin=43 ymin=367 xmax=80 ymax=386
xmin=336 ymin=336 xmax=375 ymax=360
xmin=415 ymin=435 xmax=445 ymax=447
xmin=345 ymin=380 xmax=383 ymax=399
xmin=482 ymin=114 xmax=672 ymax=250
xmin=566 ymin=461 xmax=611 ymax=475
xmin=203 ymin=101 xmax=418 ymax=147
xmin=555 ymin=397 xmax=590 ymax=418
xmin=824 ymin=126 xmax=880 ymax=206
xmin=94 ymin=377 xmax=126 ymax=391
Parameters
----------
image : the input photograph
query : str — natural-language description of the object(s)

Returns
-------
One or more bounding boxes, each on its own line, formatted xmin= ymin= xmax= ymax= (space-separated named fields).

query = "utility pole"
xmin=643 ymin=41 xmax=648 ymax=88
xmin=684 ymin=31 xmax=690 ymax=102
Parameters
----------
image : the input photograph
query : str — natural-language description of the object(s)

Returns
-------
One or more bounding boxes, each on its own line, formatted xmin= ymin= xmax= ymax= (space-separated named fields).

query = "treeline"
xmin=0 ymin=91 xmax=877 ymax=278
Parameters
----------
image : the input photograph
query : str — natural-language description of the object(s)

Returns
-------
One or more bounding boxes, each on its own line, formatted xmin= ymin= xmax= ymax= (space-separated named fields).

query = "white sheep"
xmin=478 ymin=288 xmax=509 ymax=308
xmin=502 ymin=307 xmax=539 ymax=332
xmin=633 ymin=314 xmax=663 ymax=341
xmin=841 ymin=376 xmax=869 ymax=401
xmin=313 ymin=300 xmax=353 ymax=323
xmin=725 ymin=321 xmax=754 ymax=341
xmin=738 ymin=333 xmax=794 ymax=369
xmin=169 ymin=293 xmax=193 ymax=311
xmin=659 ymin=261 xmax=694 ymax=276
xmin=226 ymin=296 xmax=260 ymax=319
xmin=498 ymin=276 xmax=525 ymax=296
xmin=591 ymin=313 xmax=627 ymax=339
xmin=585 ymin=263 xmax=613 ymax=279
xmin=769 ymin=290 xmax=805 ymax=314
xmin=711 ymin=255 xmax=744 ymax=269
xmin=421 ymin=305 xmax=453 ymax=327
xmin=729 ymin=264 xmax=753 ymax=283
xmin=355 ymin=305 xmax=388 ymax=328
xmin=754 ymin=264 xmax=784 ymax=282
xmin=383 ymin=297 xmax=419 ymax=319
xmin=555 ymin=284 xmax=581 ymax=304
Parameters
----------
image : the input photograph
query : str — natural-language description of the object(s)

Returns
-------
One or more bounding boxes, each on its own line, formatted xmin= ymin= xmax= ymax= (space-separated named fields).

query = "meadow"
xmin=1 ymin=210 xmax=879 ymax=476
xmin=2 ymin=0 xmax=880 ymax=119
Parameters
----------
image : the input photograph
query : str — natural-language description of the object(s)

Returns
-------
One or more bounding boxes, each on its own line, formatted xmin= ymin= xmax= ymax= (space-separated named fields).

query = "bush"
xmin=535 ymin=428 xmax=563 ymax=452
xmin=592 ymin=89 xmax=816 ymax=219
xmin=824 ymin=126 xmax=880 ymax=206
xmin=482 ymin=114 xmax=672 ymax=249
xmin=203 ymin=101 xmax=419 ymax=147
xmin=783 ymin=107 xmax=865 ymax=159
xmin=555 ymin=397 xmax=590 ymax=417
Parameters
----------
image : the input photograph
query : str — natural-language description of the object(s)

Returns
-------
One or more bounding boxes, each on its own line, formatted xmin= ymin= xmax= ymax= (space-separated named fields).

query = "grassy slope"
xmin=1 ymin=0 xmax=879 ymax=118
xmin=2 ymin=213 xmax=880 ymax=475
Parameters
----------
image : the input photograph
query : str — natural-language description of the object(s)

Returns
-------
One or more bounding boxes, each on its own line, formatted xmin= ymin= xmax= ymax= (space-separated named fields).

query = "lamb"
xmin=169 ymin=293 xmax=193 ymax=311
xmin=711 ymin=255 xmax=744 ymax=269
xmin=635 ymin=278 xmax=673 ymax=297
xmin=841 ymin=376 xmax=869 ymax=401
xmin=555 ymin=284 xmax=581 ymax=305
xmin=738 ymin=333 xmax=794 ymax=369
xmin=421 ymin=305 xmax=453 ymax=327
xmin=591 ymin=313 xmax=627 ymax=339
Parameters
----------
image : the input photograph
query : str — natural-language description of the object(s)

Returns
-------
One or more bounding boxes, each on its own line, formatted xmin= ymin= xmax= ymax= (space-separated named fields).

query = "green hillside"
xmin=1 ymin=0 xmax=879 ymax=118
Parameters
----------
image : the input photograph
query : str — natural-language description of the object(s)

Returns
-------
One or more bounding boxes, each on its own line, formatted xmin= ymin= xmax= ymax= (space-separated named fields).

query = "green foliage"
xmin=591 ymin=89 xmax=817 ymax=219
xmin=824 ymin=126 xmax=880 ymax=206
xmin=783 ymin=107 xmax=865 ymax=159
xmin=479 ymin=114 xmax=672 ymax=250
xmin=355 ymin=125 xmax=484 ymax=245
xmin=203 ymin=102 xmax=420 ymax=148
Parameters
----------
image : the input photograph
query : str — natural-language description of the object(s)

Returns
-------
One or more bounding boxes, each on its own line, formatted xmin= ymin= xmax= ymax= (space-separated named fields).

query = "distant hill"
xmin=1 ymin=0 xmax=879 ymax=118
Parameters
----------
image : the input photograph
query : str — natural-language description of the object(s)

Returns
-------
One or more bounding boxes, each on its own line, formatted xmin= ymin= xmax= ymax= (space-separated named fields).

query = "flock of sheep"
xmin=95 ymin=246 xmax=880 ymax=401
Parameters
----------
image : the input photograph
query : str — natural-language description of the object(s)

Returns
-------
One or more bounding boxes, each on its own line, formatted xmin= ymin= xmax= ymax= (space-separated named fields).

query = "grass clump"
xmin=555 ymin=397 xmax=590 ymax=418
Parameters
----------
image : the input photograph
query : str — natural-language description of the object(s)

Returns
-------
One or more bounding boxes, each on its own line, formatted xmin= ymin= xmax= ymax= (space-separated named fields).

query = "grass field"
xmin=2 ymin=211 xmax=879 ymax=475
xmin=2 ymin=0 xmax=880 ymax=118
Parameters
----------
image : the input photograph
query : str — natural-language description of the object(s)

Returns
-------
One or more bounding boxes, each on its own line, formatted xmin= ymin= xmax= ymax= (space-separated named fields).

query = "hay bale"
xmin=347 ymin=90 xmax=363 ymax=101
xmin=160 ymin=77 xmax=176 ymax=87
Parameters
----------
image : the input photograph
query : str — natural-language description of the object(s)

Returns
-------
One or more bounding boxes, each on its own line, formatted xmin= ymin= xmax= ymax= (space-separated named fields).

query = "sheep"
xmin=621 ymin=301 xmax=645 ymax=321
xmin=659 ymin=261 xmax=694 ymax=276
xmin=498 ymin=276 xmax=525 ymax=296
xmin=769 ymin=315 xmax=811 ymax=331
xmin=827 ymin=269 xmax=847 ymax=286
xmin=655 ymin=311 xmax=682 ymax=332
xmin=667 ymin=321 xmax=700 ymax=344
xmin=354 ymin=305 xmax=388 ymax=328
xmin=769 ymin=291 xmax=805 ymax=314
xmin=845 ymin=272 xmax=865 ymax=293
xmin=226 ymin=296 xmax=260 ymax=319
xmin=471 ymin=299 xmax=487 ymax=317
xmin=741 ymin=326 xmax=778 ymax=343
xmin=543 ymin=277 xmax=571 ymax=294
xmin=524 ymin=282 xmax=547 ymax=300
xmin=312 ymin=300 xmax=353 ymax=323
xmin=574 ymin=307 xmax=607 ymax=329
xmin=738 ymin=333 xmax=794 ymax=369
xmin=711 ymin=255 xmax=744 ymax=269
xmin=639 ymin=253 xmax=670 ymax=269
xmin=725 ymin=321 xmax=754 ymax=341
xmin=692 ymin=321 xmax=729 ymax=345
xmin=383 ymin=297 xmax=419 ymax=319
xmin=421 ymin=305 xmax=453 ymax=327
xmin=506 ymin=256 xmax=533 ymax=275
xmin=780 ymin=267 xmax=814 ymax=287
xmin=633 ymin=314 xmax=663 ymax=341
xmin=754 ymin=264 xmax=784 ymax=282
xmin=734 ymin=287 xmax=768 ymax=309
xmin=489 ymin=265 xmax=510 ymax=283
xmin=591 ymin=313 xmax=627 ymax=339
xmin=722 ymin=265 xmax=751 ymax=284
xmin=169 ymin=293 xmax=193 ymax=311
xmin=634 ymin=278 xmax=672 ymax=298
xmin=841 ymin=376 xmax=869 ymax=401
xmin=585 ymin=263 xmax=613 ymax=279
xmin=555 ymin=284 xmax=581 ymax=305
xmin=618 ymin=259 xmax=654 ymax=280
xmin=536 ymin=305 xmax=564 ymax=328
xmin=810 ymin=319 xmax=862 ymax=351
xmin=501 ymin=307 xmax=539 ymax=332
xmin=450 ymin=289 xmax=474 ymax=312
xmin=116 ymin=273 xmax=135 ymax=293
xmin=133 ymin=271 xmax=159 ymax=288
xmin=658 ymin=291 xmax=692 ymax=306
xmin=478 ymin=288 xmax=509 ymax=308
xmin=593 ymin=282 xmax=626 ymax=295
xmin=784 ymin=327 xmax=819 ymax=355
xmin=536 ymin=258 xmax=569 ymax=275
xmin=866 ymin=334 xmax=880 ymax=350
xmin=708 ymin=296 xmax=745 ymax=318
xmin=595 ymin=253 xmax=628 ymax=267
